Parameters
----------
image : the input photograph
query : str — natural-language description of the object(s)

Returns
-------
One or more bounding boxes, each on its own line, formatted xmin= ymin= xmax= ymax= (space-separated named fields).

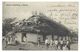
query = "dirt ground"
xmin=2 ymin=40 xmax=78 ymax=50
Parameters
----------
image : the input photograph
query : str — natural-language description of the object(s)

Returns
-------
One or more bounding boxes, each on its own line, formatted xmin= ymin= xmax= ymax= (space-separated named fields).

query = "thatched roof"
xmin=16 ymin=14 xmax=71 ymax=36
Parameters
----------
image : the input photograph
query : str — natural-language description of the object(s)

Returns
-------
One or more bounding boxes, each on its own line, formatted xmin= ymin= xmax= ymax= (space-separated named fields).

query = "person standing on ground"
xmin=50 ymin=39 xmax=53 ymax=48
xmin=54 ymin=39 xmax=58 ymax=50
xmin=5 ymin=34 xmax=10 ymax=48
xmin=37 ymin=37 xmax=41 ymax=47
xmin=60 ymin=39 xmax=64 ymax=50
xmin=66 ymin=40 xmax=71 ymax=50
xmin=57 ymin=41 xmax=61 ymax=50
xmin=45 ymin=38 xmax=50 ymax=49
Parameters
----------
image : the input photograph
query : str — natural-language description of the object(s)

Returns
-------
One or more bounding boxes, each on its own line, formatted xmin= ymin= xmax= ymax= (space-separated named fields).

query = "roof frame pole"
xmin=65 ymin=35 xmax=67 ymax=40
xmin=43 ymin=34 xmax=46 ymax=41
xmin=57 ymin=35 xmax=59 ymax=41
xmin=21 ymin=33 xmax=24 ymax=42
xmin=52 ymin=33 xmax=54 ymax=41
xmin=61 ymin=36 xmax=63 ymax=40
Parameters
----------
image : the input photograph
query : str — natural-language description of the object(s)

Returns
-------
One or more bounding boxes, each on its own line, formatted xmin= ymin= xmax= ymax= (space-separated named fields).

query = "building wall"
xmin=15 ymin=33 xmax=43 ymax=43
xmin=26 ymin=33 xmax=43 ymax=42
xmin=46 ymin=35 xmax=52 ymax=40
xmin=15 ymin=33 xmax=22 ymax=43
xmin=15 ymin=32 xmax=70 ymax=43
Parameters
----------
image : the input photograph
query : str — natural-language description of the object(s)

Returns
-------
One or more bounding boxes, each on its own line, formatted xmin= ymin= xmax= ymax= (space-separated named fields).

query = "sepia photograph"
xmin=2 ymin=2 xmax=78 ymax=50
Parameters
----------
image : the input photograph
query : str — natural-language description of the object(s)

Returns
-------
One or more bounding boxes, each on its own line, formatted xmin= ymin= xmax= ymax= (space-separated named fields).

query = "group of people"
xmin=45 ymin=38 xmax=71 ymax=50
xmin=3 ymin=33 xmax=71 ymax=50
xmin=3 ymin=32 xmax=18 ymax=48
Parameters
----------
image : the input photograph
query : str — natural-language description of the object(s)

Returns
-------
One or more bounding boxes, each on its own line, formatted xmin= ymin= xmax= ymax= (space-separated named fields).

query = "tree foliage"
xmin=2 ymin=18 xmax=16 ymax=36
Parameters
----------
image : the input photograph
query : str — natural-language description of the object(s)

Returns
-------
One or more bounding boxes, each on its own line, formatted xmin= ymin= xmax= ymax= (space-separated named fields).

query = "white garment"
xmin=50 ymin=40 xmax=53 ymax=43
xmin=63 ymin=46 xmax=68 ymax=50
xmin=45 ymin=39 xmax=49 ymax=44
xmin=50 ymin=40 xmax=53 ymax=46
xmin=58 ymin=46 xmax=61 ymax=50
xmin=66 ymin=41 xmax=69 ymax=45
xmin=23 ymin=37 xmax=27 ymax=42
xmin=60 ymin=41 xmax=63 ymax=44
xmin=54 ymin=40 xmax=58 ymax=45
